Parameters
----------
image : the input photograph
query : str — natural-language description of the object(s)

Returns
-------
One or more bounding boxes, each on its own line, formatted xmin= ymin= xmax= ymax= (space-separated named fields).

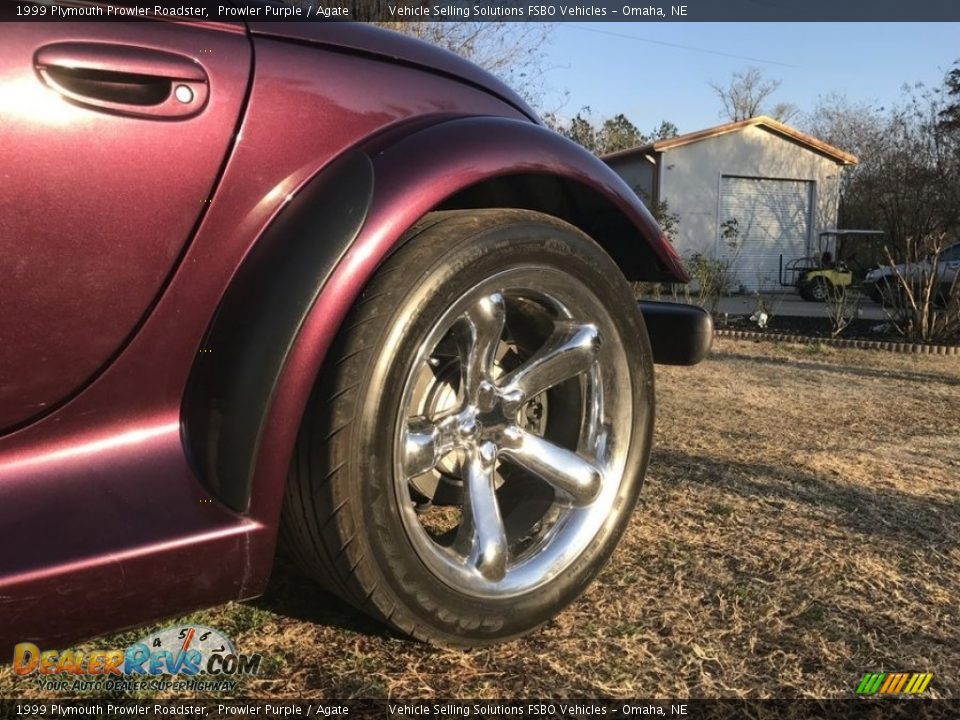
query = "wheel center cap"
xmin=474 ymin=380 xmax=524 ymax=436
xmin=458 ymin=415 xmax=482 ymax=441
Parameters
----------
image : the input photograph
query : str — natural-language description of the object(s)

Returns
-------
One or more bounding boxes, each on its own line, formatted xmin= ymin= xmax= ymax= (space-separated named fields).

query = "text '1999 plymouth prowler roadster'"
xmin=0 ymin=14 xmax=710 ymax=650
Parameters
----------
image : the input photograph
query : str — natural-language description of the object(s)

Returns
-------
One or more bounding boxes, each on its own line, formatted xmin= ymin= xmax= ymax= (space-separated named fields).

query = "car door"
xmin=0 ymin=19 xmax=250 ymax=431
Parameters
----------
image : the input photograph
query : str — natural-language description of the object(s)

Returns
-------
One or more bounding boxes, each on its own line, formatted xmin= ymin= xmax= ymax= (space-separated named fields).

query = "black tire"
xmin=281 ymin=209 xmax=654 ymax=645
xmin=801 ymin=277 xmax=833 ymax=303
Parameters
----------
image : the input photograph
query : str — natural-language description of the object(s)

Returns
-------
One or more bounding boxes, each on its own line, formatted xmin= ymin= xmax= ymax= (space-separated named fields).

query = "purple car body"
xmin=0 ymin=15 xmax=687 ymax=654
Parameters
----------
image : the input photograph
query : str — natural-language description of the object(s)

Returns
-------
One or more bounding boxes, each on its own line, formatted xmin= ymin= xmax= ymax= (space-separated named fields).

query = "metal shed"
xmin=604 ymin=116 xmax=858 ymax=292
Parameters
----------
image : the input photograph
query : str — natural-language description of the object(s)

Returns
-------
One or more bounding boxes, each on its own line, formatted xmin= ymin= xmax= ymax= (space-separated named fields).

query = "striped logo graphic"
xmin=857 ymin=672 xmax=933 ymax=695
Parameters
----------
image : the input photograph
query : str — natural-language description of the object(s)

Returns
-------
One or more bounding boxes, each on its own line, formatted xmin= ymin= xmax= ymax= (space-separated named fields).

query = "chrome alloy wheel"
xmin=394 ymin=266 xmax=634 ymax=599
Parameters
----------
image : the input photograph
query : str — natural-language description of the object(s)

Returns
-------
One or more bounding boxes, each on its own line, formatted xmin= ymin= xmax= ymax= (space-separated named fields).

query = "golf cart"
xmin=780 ymin=229 xmax=885 ymax=302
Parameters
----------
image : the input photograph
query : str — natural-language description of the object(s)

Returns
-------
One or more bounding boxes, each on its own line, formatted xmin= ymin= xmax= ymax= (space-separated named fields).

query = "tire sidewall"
xmin=351 ymin=215 xmax=654 ymax=642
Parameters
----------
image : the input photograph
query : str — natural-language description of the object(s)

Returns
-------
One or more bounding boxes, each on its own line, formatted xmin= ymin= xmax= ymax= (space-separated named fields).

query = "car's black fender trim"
xmin=182 ymin=149 xmax=374 ymax=512
xmin=638 ymin=301 xmax=713 ymax=366
xmin=185 ymin=116 xmax=689 ymax=515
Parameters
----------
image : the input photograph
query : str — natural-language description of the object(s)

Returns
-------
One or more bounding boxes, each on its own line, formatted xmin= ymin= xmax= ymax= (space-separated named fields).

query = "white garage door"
xmin=718 ymin=176 xmax=812 ymax=292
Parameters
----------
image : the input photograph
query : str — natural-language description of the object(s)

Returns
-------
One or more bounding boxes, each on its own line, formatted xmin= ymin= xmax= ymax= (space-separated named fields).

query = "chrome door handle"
xmin=35 ymin=42 xmax=208 ymax=119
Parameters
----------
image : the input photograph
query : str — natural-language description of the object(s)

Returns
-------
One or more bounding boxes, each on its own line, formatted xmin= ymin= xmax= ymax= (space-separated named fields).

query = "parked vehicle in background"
xmin=863 ymin=241 xmax=960 ymax=306
xmin=780 ymin=230 xmax=886 ymax=302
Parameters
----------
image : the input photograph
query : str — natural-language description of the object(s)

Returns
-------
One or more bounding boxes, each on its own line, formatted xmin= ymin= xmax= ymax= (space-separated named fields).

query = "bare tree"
xmin=284 ymin=2 xmax=554 ymax=106
xmin=373 ymin=21 xmax=554 ymax=105
xmin=804 ymin=81 xmax=958 ymax=257
xmin=710 ymin=67 xmax=789 ymax=122
xmin=823 ymin=285 xmax=862 ymax=337
xmin=770 ymin=101 xmax=801 ymax=124
xmin=940 ymin=60 xmax=960 ymax=132
xmin=803 ymin=93 xmax=889 ymax=185
xmin=803 ymin=67 xmax=959 ymax=345
xmin=881 ymin=233 xmax=960 ymax=343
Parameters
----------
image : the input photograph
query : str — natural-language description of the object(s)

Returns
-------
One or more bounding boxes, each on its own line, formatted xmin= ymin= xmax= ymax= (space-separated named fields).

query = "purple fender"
xmin=240 ymin=115 xmax=687 ymax=531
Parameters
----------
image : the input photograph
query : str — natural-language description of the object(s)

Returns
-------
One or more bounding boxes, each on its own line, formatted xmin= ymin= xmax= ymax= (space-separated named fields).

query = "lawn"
xmin=3 ymin=338 xmax=958 ymax=699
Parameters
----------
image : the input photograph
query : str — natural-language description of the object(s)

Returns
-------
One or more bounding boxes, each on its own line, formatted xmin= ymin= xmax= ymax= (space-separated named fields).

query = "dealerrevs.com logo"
xmin=13 ymin=625 xmax=262 ymax=693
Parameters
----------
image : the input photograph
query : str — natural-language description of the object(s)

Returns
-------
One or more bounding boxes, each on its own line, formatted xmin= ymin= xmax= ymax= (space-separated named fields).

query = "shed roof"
xmin=602 ymin=115 xmax=858 ymax=165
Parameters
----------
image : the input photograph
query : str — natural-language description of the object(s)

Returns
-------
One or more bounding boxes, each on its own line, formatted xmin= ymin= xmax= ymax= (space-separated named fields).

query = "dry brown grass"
xmin=2 ymin=338 xmax=958 ymax=699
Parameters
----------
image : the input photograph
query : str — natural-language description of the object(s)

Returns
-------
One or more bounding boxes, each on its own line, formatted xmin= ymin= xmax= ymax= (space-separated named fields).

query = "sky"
xmin=537 ymin=23 xmax=960 ymax=134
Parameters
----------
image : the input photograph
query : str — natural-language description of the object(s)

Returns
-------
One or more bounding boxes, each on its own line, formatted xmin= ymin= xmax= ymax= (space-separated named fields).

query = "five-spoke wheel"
xmin=396 ymin=274 xmax=628 ymax=598
xmin=283 ymin=209 xmax=654 ymax=644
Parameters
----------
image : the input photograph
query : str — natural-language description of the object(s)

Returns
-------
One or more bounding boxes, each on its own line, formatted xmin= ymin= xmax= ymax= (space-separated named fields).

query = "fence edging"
xmin=714 ymin=328 xmax=960 ymax=355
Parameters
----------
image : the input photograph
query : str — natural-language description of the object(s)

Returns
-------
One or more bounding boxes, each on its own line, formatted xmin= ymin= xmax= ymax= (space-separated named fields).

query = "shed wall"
xmin=607 ymin=125 xmax=845 ymax=289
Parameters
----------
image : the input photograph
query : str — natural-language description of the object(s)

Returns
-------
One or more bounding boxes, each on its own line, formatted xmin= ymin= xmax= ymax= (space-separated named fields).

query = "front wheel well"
xmin=437 ymin=173 xmax=674 ymax=283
